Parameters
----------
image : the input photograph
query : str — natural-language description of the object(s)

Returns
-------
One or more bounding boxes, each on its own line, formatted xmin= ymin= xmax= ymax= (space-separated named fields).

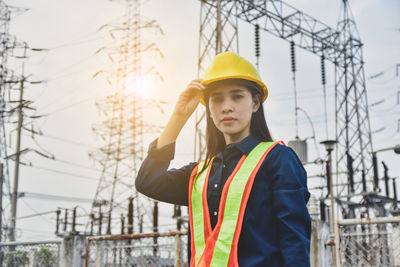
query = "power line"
xmin=43 ymin=12 xmax=134 ymax=51
xmin=39 ymin=79 xmax=98 ymax=112
xmin=46 ymin=36 xmax=105 ymax=51
xmin=21 ymin=163 xmax=99 ymax=182
xmin=21 ymin=199 xmax=53 ymax=225
xmin=42 ymin=97 xmax=92 ymax=115
xmin=47 ymin=157 xmax=103 ymax=173
xmin=44 ymin=55 xmax=98 ymax=81
xmin=367 ymin=64 xmax=399 ymax=80
xmin=16 ymin=209 xmax=57 ymax=220
xmin=20 ymin=192 xmax=93 ymax=203
xmin=27 ymin=132 xmax=97 ymax=149
xmin=19 ymin=134 xmax=106 ymax=173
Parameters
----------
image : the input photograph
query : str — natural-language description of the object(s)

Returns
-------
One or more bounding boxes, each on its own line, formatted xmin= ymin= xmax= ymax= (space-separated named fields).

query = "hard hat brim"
xmin=200 ymin=75 xmax=268 ymax=106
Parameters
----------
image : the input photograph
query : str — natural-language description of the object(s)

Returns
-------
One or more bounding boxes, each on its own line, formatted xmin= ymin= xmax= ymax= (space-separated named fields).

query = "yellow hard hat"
xmin=200 ymin=51 xmax=268 ymax=105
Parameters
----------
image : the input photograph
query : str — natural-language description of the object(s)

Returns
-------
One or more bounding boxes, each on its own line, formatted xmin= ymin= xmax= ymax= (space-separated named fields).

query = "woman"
xmin=136 ymin=52 xmax=311 ymax=267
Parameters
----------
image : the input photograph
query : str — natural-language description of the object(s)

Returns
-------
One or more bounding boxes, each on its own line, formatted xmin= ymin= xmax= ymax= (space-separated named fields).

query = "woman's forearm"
xmin=157 ymin=79 xmax=205 ymax=148
xmin=156 ymin=112 xmax=190 ymax=149
xmin=135 ymin=138 xmax=196 ymax=206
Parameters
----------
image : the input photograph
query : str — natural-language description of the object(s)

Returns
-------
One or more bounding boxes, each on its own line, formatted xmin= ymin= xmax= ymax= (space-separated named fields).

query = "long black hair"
xmin=198 ymin=78 xmax=273 ymax=174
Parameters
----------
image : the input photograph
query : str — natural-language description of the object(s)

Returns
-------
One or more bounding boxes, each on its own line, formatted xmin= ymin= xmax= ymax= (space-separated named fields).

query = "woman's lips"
xmin=221 ymin=117 xmax=236 ymax=124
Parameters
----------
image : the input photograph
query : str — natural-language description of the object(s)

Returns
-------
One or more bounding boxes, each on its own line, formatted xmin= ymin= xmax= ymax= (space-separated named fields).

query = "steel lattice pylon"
xmin=88 ymin=0 xmax=164 ymax=235
xmin=195 ymin=0 xmax=239 ymax=161
xmin=0 ymin=0 xmax=12 ymax=242
xmin=334 ymin=1 xmax=373 ymax=202
xmin=0 ymin=1 xmax=33 ymax=241
xmin=196 ymin=0 xmax=374 ymax=217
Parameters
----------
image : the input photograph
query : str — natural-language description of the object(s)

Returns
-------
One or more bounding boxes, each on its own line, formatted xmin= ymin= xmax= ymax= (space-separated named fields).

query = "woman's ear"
xmin=252 ymin=94 xmax=261 ymax=112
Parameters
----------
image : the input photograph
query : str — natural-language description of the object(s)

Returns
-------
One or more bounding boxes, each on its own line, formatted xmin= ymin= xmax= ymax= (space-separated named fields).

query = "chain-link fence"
xmin=85 ymin=231 xmax=188 ymax=267
xmin=338 ymin=217 xmax=400 ymax=267
xmin=0 ymin=240 xmax=61 ymax=267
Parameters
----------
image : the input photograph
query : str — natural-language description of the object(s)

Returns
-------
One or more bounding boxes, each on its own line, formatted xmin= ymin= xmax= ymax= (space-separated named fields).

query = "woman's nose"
xmin=221 ymin=99 xmax=233 ymax=113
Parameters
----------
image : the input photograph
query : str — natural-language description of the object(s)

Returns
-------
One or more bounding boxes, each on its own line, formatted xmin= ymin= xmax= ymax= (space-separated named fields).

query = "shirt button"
xmin=214 ymin=184 xmax=218 ymax=188
xmin=213 ymin=211 xmax=218 ymax=216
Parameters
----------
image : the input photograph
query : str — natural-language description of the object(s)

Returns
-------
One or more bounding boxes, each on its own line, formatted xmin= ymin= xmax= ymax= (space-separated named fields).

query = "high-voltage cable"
xmin=290 ymin=41 xmax=299 ymax=139
xmin=254 ymin=24 xmax=260 ymax=71
xmin=321 ymin=55 xmax=329 ymax=140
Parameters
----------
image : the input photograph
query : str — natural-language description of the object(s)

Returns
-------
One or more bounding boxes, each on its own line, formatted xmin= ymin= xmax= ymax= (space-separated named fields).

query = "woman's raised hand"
xmin=173 ymin=79 xmax=205 ymax=118
xmin=156 ymin=79 xmax=205 ymax=148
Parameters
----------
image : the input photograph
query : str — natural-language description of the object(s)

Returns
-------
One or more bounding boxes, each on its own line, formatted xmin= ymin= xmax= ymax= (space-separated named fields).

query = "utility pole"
xmin=0 ymin=163 xmax=3 ymax=242
xmin=321 ymin=140 xmax=338 ymax=265
xmin=8 ymin=68 xmax=25 ymax=242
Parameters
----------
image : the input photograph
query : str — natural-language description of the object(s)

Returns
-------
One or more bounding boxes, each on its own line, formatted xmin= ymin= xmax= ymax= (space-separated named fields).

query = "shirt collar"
xmin=231 ymin=135 xmax=261 ymax=156
xmin=215 ymin=135 xmax=261 ymax=160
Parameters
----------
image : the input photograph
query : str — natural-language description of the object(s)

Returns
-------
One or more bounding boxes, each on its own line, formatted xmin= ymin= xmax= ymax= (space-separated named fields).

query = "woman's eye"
xmin=210 ymin=96 xmax=222 ymax=102
xmin=232 ymin=94 xmax=243 ymax=100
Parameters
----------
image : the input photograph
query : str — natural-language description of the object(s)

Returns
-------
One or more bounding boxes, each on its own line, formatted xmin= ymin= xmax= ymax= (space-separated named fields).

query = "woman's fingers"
xmin=172 ymin=79 xmax=207 ymax=117
xmin=187 ymin=80 xmax=205 ymax=92
xmin=189 ymin=80 xmax=204 ymax=87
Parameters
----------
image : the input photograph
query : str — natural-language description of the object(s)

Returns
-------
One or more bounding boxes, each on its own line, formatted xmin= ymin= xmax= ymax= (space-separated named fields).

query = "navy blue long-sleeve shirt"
xmin=136 ymin=135 xmax=311 ymax=266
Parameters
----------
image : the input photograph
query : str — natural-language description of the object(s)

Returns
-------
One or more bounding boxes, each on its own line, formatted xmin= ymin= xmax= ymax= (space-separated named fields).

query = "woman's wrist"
xmin=157 ymin=111 xmax=191 ymax=149
xmin=170 ymin=110 xmax=191 ymax=124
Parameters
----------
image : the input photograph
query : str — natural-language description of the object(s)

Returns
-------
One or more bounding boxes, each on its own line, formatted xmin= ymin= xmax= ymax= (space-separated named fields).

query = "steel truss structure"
xmin=89 ymin=0 xmax=164 ymax=235
xmin=196 ymin=0 xmax=376 ymax=219
xmin=0 ymin=1 xmax=39 ymax=241
xmin=0 ymin=0 xmax=12 ymax=242
xmin=195 ymin=0 xmax=239 ymax=160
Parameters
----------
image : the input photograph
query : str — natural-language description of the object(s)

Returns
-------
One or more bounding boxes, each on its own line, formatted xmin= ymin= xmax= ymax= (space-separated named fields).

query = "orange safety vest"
xmin=188 ymin=141 xmax=284 ymax=267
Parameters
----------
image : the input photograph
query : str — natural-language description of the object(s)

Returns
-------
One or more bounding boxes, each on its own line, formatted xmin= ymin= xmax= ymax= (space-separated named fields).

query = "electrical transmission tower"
xmin=0 ymin=1 xmax=45 ymax=242
xmin=334 ymin=0 xmax=374 ymax=215
xmin=88 ymin=0 xmax=164 ymax=235
xmin=194 ymin=0 xmax=239 ymax=161
xmin=0 ymin=0 xmax=12 ymax=242
xmin=196 ymin=0 xmax=378 ymax=219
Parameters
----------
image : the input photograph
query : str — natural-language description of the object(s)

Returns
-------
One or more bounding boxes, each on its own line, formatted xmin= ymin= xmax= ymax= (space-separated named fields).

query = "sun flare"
xmin=124 ymin=75 xmax=152 ymax=97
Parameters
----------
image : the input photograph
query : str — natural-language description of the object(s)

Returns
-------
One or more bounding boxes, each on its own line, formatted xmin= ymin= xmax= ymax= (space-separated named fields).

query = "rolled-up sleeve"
xmin=269 ymin=146 xmax=311 ymax=266
xmin=135 ymin=138 xmax=197 ymax=206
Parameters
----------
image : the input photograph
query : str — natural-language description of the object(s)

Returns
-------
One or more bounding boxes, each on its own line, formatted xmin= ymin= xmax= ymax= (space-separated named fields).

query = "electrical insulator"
xmin=372 ymin=153 xmax=379 ymax=191
xmin=55 ymin=210 xmax=61 ymax=235
xmin=361 ymin=170 xmax=367 ymax=192
xmin=290 ymin=41 xmax=296 ymax=73
xmin=347 ymin=152 xmax=354 ymax=193
xmin=321 ymin=55 xmax=326 ymax=85
xmin=64 ymin=209 xmax=68 ymax=232
xmin=98 ymin=211 xmax=103 ymax=235
xmin=72 ymin=207 xmax=77 ymax=233
xmin=326 ymin=160 xmax=331 ymax=195
xmin=153 ymin=201 xmax=158 ymax=232
xmin=320 ymin=201 xmax=326 ymax=222
xmin=382 ymin=161 xmax=390 ymax=197
xmin=127 ymin=197 xmax=133 ymax=234
xmin=255 ymin=24 xmax=260 ymax=58
xmin=120 ymin=214 xmax=125 ymax=235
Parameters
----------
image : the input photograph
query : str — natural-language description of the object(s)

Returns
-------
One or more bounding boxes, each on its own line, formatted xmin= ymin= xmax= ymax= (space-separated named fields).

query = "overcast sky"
xmin=2 ymin=0 xmax=399 ymax=241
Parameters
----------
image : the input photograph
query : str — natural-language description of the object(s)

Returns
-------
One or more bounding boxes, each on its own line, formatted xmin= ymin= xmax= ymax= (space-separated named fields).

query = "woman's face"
xmin=208 ymin=84 xmax=260 ymax=144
